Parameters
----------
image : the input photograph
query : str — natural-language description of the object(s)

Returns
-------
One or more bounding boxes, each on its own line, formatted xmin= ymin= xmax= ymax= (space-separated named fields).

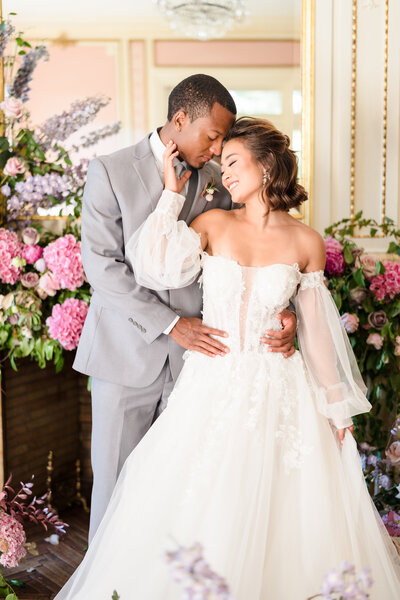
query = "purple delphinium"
xmin=0 ymin=19 xmax=15 ymax=58
xmin=8 ymin=46 xmax=49 ymax=102
xmin=307 ymin=562 xmax=373 ymax=600
xmin=72 ymin=120 xmax=121 ymax=151
xmin=164 ymin=542 xmax=233 ymax=600
xmin=38 ymin=95 xmax=110 ymax=149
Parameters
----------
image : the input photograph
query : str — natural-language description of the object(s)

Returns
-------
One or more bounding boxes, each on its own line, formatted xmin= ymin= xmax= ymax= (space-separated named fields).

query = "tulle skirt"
xmin=55 ymin=350 xmax=400 ymax=599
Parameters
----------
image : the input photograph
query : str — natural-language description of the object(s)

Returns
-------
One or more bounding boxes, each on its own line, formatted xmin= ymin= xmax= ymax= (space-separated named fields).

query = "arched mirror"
xmin=0 ymin=0 xmax=314 ymax=224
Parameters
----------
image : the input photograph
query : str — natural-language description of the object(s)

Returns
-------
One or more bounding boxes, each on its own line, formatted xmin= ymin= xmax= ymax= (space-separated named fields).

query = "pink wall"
xmin=154 ymin=40 xmax=300 ymax=67
xmin=27 ymin=42 xmax=120 ymax=157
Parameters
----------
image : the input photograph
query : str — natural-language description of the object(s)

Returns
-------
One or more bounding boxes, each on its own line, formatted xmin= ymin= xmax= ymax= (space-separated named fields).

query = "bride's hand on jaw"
xmin=163 ymin=141 xmax=192 ymax=194
xmin=261 ymin=308 xmax=297 ymax=358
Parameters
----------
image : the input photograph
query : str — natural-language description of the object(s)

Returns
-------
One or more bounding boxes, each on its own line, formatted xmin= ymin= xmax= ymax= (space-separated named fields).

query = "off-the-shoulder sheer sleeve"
xmin=293 ymin=270 xmax=371 ymax=429
xmin=125 ymin=189 xmax=202 ymax=291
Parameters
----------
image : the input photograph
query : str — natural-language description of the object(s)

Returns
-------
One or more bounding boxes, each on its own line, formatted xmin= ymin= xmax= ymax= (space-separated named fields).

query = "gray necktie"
xmin=178 ymin=166 xmax=198 ymax=222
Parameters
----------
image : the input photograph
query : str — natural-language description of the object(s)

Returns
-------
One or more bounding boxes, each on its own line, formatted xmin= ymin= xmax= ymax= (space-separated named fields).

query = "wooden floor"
xmin=2 ymin=507 xmax=89 ymax=600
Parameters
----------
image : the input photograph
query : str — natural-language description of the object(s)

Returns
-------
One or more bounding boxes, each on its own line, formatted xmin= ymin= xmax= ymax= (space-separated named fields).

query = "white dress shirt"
xmin=149 ymin=129 xmax=187 ymax=335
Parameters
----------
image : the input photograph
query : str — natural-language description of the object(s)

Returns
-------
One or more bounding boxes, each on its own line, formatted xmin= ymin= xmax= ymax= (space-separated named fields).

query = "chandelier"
xmin=154 ymin=1 xmax=248 ymax=41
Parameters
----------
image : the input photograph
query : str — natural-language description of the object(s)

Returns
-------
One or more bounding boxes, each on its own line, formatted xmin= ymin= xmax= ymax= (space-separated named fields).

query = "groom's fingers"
xmin=169 ymin=317 xmax=229 ymax=356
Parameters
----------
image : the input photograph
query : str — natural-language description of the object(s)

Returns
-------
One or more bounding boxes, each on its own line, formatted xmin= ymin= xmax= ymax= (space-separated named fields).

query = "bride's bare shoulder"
xmin=291 ymin=219 xmax=326 ymax=271
xmin=190 ymin=208 xmax=234 ymax=233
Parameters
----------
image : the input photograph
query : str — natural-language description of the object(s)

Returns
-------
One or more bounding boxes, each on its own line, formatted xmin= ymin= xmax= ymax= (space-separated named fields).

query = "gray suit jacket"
xmin=73 ymin=135 xmax=231 ymax=387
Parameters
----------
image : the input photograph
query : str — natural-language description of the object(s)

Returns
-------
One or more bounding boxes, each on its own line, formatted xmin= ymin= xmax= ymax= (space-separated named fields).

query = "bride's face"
xmin=221 ymin=139 xmax=264 ymax=203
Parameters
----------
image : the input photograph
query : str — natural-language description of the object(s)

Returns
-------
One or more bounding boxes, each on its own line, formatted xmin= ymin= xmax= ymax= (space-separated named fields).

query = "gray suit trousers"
xmin=88 ymin=361 xmax=174 ymax=543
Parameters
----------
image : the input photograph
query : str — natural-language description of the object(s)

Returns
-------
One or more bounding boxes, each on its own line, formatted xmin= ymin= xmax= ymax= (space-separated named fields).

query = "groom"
xmin=74 ymin=74 xmax=297 ymax=541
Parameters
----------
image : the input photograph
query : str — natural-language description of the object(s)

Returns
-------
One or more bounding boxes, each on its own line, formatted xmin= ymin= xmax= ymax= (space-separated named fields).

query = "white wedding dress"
xmin=56 ymin=191 xmax=400 ymax=600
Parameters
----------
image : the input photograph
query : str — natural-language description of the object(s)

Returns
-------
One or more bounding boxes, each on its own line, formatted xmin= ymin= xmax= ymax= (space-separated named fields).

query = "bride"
xmin=55 ymin=117 xmax=400 ymax=599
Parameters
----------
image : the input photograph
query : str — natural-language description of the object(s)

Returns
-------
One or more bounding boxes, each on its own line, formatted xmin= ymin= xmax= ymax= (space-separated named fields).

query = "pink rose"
xmin=366 ymin=333 xmax=384 ymax=350
xmin=360 ymin=254 xmax=378 ymax=279
xmin=22 ymin=227 xmax=40 ymax=245
xmin=36 ymin=288 xmax=48 ymax=300
xmin=324 ymin=237 xmax=345 ymax=276
xmin=341 ymin=313 xmax=359 ymax=333
xmin=22 ymin=244 xmax=43 ymax=264
xmin=0 ymin=96 xmax=23 ymax=119
xmin=349 ymin=287 xmax=367 ymax=306
xmin=38 ymin=272 xmax=60 ymax=296
xmin=8 ymin=313 xmax=19 ymax=325
xmin=394 ymin=345 xmax=400 ymax=357
xmin=3 ymin=156 xmax=26 ymax=177
xmin=21 ymin=272 xmax=39 ymax=288
xmin=386 ymin=441 xmax=400 ymax=465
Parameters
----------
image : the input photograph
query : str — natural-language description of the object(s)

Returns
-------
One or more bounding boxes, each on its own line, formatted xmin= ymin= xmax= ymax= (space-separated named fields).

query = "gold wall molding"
xmin=301 ymin=0 xmax=314 ymax=226
xmin=350 ymin=0 xmax=389 ymax=232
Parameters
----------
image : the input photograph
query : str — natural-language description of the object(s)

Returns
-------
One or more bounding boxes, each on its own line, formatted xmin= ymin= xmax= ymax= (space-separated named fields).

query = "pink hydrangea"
xmin=0 ymin=228 xmax=24 ymax=284
xmin=46 ymin=298 xmax=89 ymax=350
xmin=324 ymin=237 xmax=345 ymax=276
xmin=21 ymin=243 xmax=43 ymax=264
xmin=370 ymin=261 xmax=400 ymax=301
xmin=382 ymin=511 xmax=400 ymax=537
xmin=0 ymin=511 xmax=27 ymax=568
xmin=43 ymin=234 xmax=84 ymax=291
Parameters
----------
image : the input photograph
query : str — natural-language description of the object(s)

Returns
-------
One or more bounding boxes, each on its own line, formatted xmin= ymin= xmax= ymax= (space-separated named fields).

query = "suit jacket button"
xmin=128 ymin=318 xmax=133 ymax=322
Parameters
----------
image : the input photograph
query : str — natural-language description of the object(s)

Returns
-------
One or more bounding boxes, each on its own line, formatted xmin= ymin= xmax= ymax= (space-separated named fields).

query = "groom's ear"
xmin=173 ymin=110 xmax=189 ymax=132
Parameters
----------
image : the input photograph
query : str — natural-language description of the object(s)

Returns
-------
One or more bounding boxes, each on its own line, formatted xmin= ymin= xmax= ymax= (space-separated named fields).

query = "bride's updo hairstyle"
xmin=224 ymin=117 xmax=308 ymax=212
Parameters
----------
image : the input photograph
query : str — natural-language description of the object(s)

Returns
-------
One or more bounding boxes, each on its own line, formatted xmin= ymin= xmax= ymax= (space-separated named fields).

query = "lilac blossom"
xmin=0 ymin=19 xmax=15 ymax=58
xmin=164 ymin=542 xmax=233 ymax=600
xmin=6 ymin=172 xmax=74 ymax=221
xmin=38 ymin=95 xmax=110 ymax=149
xmin=8 ymin=46 xmax=49 ymax=102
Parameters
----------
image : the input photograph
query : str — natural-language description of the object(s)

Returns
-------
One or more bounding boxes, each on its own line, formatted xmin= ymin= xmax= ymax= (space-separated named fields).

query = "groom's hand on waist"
xmin=169 ymin=317 xmax=230 ymax=357
xmin=261 ymin=308 xmax=297 ymax=358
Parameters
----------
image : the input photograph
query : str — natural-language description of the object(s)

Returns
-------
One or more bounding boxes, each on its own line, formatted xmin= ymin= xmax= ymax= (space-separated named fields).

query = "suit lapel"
xmin=132 ymin=137 xmax=163 ymax=211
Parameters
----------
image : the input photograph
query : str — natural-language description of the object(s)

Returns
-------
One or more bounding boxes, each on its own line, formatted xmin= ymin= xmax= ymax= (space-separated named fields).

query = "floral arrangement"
xmin=0 ymin=225 xmax=91 ymax=370
xmin=307 ymin=561 xmax=373 ymax=600
xmin=164 ymin=542 xmax=232 ymax=599
xmin=323 ymin=212 xmax=400 ymax=449
xmin=0 ymin=14 xmax=120 ymax=371
xmin=0 ymin=474 xmax=68 ymax=598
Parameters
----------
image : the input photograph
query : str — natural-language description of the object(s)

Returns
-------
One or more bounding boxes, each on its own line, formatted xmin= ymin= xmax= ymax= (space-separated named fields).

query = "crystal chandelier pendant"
xmin=155 ymin=1 xmax=248 ymax=41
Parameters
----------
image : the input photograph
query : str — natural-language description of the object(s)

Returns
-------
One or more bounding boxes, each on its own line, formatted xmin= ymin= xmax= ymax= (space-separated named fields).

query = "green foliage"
xmin=325 ymin=212 xmax=400 ymax=448
xmin=0 ymin=573 xmax=17 ymax=599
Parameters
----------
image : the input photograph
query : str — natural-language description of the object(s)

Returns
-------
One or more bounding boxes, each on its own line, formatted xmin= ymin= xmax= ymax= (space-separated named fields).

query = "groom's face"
xmin=174 ymin=102 xmax=235 ymax=168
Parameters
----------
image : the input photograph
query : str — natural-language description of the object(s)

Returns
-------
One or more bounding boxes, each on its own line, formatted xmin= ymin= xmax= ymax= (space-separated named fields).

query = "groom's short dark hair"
xmin=167 ymin=74 xmax=236 ymax=122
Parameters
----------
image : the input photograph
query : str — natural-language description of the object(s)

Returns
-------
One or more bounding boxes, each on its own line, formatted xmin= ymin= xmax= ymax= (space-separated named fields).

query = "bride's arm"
xmin=295 ymin=232 xmax=371 ymax=444
xmin=126 ymin=142 xmax=208 ymax=291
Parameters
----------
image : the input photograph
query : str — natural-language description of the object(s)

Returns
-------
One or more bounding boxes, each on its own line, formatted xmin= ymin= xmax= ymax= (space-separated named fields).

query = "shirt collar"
xmin=149 ymin=128 xmax=186 ymax=174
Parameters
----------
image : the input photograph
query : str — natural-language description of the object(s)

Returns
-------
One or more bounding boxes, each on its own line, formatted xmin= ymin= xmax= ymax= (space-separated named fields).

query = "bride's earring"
xmin=262 ymin=167 xmax=270 ymax=185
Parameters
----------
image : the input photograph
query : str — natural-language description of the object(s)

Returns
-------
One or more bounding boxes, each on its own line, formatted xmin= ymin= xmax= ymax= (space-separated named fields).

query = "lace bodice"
xmin=201 ymin=254 xmax=300 ymax=353
xmin=126 ymin=189 xmax=371 ymax=429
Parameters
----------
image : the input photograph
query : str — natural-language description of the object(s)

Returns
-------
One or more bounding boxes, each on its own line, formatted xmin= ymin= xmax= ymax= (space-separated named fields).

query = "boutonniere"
xmin=200 ymin=178 xmax=219 ymax=202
